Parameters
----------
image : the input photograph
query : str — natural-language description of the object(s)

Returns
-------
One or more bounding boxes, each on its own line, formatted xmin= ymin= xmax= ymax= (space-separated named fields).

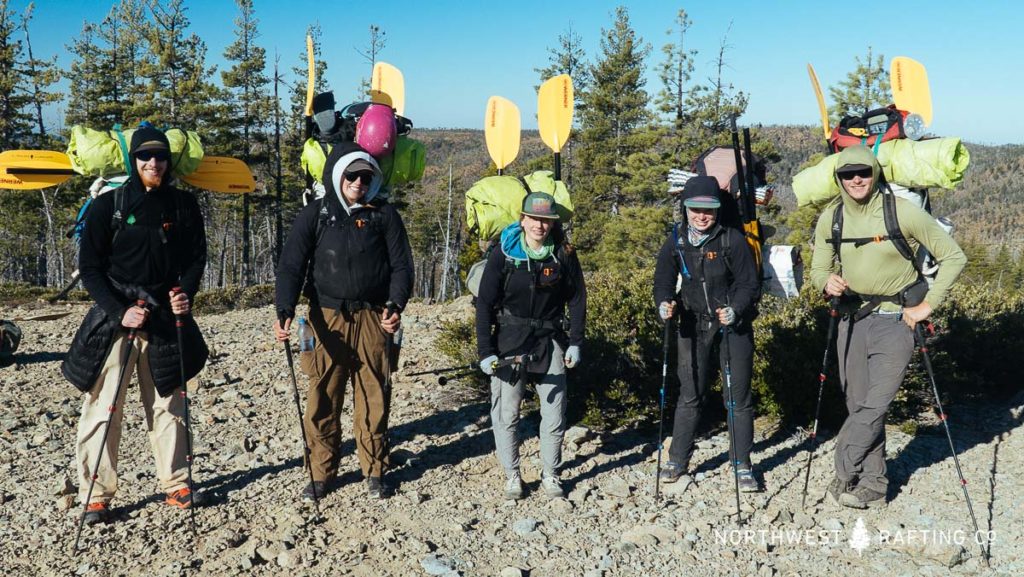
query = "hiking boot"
xmin=839 ymin=486 xmax=886 ymax=509
xmin=658 ymin=461 xmax=687 ymax=484
xmin=827 ymin=477 xmax=851 ymax=504
xmin=367 ymin=476 xmax=388 ymax=499
xmin=301 ymin=480 xmax=327 ymax=503
xmin=504 ymin=472 xmax=525 ymax=500
xmin=165 ymin=488 xmax=194 ymax=509
xmin=737 ymin=468 xmax=760 ymax=493
xmin=83 ymin=501 xmax=111 ymax=525
xmin=541 ymin=475 xmax=565 ymax=499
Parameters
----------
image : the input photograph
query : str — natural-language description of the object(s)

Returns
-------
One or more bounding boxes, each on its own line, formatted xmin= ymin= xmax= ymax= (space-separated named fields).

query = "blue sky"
xmin=21 ymin=0 xmax=1023 ymax=144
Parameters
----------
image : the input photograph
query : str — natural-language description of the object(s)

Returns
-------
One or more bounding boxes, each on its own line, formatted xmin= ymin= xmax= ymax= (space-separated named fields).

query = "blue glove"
xmin=480 ymin=355 xmax=499 ymax=376
xmin=658 ymin=301 xmax=675 ymax=321
xmin=564 ymin=345 xmax=580 ymax=369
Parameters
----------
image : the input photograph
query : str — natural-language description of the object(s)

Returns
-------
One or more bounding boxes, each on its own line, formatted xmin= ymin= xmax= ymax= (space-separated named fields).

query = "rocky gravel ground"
xmin=0 ymin=297 xmax=1021 ymax=576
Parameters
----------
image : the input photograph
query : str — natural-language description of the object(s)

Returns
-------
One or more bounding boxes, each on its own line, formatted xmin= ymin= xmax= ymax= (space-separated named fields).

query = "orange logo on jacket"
xmin=706 ymin=251 xmax=718 ymax=260
xmin=356 ymin=218 xmax=367 ymax=229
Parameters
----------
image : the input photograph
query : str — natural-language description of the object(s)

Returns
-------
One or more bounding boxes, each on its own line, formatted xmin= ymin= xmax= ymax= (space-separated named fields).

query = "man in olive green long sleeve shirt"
xmin=810 ymin=146 xmax=966 ymax=509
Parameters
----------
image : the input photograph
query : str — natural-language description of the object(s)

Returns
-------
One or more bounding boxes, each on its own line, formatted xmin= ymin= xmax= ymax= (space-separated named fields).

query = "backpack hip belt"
xmin=497 ymin=312 xmax=567 ymax=332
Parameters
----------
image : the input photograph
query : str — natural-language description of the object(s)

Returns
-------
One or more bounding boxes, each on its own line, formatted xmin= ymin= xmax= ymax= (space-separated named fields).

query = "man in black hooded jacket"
xmin=62 ymin=124 xmax=208 ymax=524
xmin=274 ymin=141 xmax=413 ymax=500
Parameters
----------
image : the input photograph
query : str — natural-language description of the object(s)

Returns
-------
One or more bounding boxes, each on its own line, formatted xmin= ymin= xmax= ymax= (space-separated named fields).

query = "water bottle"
xmin=297 ymin=317 xmax=315 ymax=352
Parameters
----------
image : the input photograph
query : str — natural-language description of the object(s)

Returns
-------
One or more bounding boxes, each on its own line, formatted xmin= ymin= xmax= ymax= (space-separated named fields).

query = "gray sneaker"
xmin=658 ymin=461 xmax=687 ymax=484
xmin=504 ymin=473 xmax=525 ymax=500
xmin=737 ymin=468 xmax=760 ymax=493
xmin=541 ymin=475 xmax=565 ymax=499
xmin=839 ymin=486 xmax=885 ymax=509
xmin=826 ymin=477 xmax=851 ymax=504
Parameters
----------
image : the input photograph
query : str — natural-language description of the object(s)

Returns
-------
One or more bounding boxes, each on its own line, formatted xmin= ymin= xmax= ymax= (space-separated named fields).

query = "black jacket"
xmin=62 ymin=176 xmax=208 ymax=396
xmin=475 ymin=239 xmax=587 ymax=361
xmin=275 ymin=150 xmax=414 ymax=319
xmin=653 ymin=224 xmax=759 ymax=330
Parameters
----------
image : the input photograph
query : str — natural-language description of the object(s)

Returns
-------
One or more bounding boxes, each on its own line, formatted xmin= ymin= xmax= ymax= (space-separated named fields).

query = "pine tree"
xmin=828 ymin=46 xmax=890 ymax=123
xmin=576 ymin=6 xmax=652 ymax=214
xmin=683 ymin=21 xmax=748 ymax=143
xmin=0 ymin=0 xmax=32 ymax=150
xmin=354 ymin=24 xmax=386 ymax=100
xmin=655 ymin=9 xmax=695 ymax=155
xmin=143 ymin=0 xmax=223 ymax=130
xmin=535 ymin=23 xmax=589 ymax=189
xmin=19 ymin=3 xmax=62 ymax=150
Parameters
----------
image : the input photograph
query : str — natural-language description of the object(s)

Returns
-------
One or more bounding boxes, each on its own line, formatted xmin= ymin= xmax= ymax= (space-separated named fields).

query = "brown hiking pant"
xmin=300 ymin=306 xmax=392 ymax=480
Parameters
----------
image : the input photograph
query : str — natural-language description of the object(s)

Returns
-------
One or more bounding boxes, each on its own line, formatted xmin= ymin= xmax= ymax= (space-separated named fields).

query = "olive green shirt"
xmin=810 ymin=191 xmax=966 ymax=312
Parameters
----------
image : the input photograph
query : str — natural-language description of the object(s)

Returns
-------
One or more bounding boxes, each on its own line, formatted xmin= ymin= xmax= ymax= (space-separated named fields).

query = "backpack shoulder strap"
xmin=881 ymin=185 xmax=916 ymax=265
xmin=830 ymin=202 xmax=844 ymax=266
xmin=314 ymin=196 xmax=329 ymax=249
xmin=671 ymin=223 xmax=692 ymax=280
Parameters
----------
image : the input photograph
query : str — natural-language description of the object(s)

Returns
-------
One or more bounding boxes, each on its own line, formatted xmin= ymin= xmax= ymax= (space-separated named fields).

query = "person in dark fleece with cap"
xmin=653 ymin=176 xmax=761 ymax=493
xmin=274 ymin=141 xmax=413 ymax=500
xmin=62 ymin=123 xmax=208 ymax=525
xmin=475 ymin=191 xmax=586 ymax=501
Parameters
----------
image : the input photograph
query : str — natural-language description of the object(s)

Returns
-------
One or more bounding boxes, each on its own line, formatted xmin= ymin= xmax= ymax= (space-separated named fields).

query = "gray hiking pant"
xmin=835 ymin=312 xmax=915 ymax=494
xmin=489 ymin=341 xmax=567 ymax=478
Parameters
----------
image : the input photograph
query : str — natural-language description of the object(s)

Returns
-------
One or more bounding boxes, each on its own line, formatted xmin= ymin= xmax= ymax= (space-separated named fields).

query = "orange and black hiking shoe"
xmin=165 ymin=488 xmax=194 ymax=509
xmin=83 ymin=501 xmax=111 ymax=525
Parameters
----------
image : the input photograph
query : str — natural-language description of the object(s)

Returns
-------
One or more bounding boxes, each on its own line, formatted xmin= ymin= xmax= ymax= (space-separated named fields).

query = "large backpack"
xmin=0 ymin=320 xmax=22 ymax=364
xmin=692 ymin=146 xmax=768 ymax=231
xmin=829 ymin=105 xmax=909 ymax=153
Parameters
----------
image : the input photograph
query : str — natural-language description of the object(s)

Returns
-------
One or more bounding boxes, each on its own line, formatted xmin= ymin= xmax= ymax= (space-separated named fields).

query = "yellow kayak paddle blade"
xmin=891 ymin=56 xmax=932 ymax=126
xmin=0 ymin=149 xmax=74 ymax=190
xmin=181 ymin=156 xmax=257 ymax=194
xmin=305 ymin=34 xmax=315 ymax=117
xmin=484 ymin=96 xmax=521 ymax=172
xmin=806 ymin=63 xmax=830 ymax=142
xmin=371 ymin=61 xmax=405 ymax=116
xmin=537 ymin=74 xmax=574 ymax=153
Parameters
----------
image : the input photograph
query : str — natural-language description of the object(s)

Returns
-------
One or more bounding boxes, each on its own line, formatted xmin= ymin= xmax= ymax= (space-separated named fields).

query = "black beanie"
xmin=129 ymin=125 xmax=170 ymax=156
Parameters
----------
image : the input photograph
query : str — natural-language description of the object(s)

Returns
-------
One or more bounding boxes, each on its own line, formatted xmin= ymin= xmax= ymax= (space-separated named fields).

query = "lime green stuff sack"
xmin=792 ymin=137 xmax=970 ymax=207
xmin=165 ymin=129 xmax=204 ymax=176
xmin=465 ymin=171 xmax=574 ymax=240
xmin=67 ymin=126 xmax=205 ymax=178
xmin=379 ymin=136 xmax=426 ymax=185
xmin=301 ymin=138 xmax=331 ymax=183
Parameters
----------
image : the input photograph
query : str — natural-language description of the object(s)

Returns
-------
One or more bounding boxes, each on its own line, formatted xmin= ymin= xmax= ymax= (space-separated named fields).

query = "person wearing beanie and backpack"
xmin=475 ymin=192 xmax=587 ymax=500
xmin=274 ymin=142 xmax=414 ymax=500
xmin=62 ymin=124 xmax=208 ymax=524
xmin=653 ymin=176 xmax=761 ymax=493
xmin=810 ymin=146 xmax=966 ymax=509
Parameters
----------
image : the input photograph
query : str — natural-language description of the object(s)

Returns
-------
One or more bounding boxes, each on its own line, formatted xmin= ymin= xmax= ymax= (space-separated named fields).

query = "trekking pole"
xmin=720 ymin=323 xmax=743 ymax=524
xmin=800 ymin=297 xmax=840 ymax=508
xmin=914 ymin=323 xmax=989 ymax=567
xmin=171 ymin=287 xmax=198 ymax=540
xmin=279 ymin=313 xmax=322 ymax=519
xmin=73 ymin=299 xmax=146 ymax=554
xmin=406 ymin=362 xmax=478 ymax=377
xmin=437 ymin=370 xmax=478 ymax=386
xmin=655 ymin=316 xmax=672 ymax=501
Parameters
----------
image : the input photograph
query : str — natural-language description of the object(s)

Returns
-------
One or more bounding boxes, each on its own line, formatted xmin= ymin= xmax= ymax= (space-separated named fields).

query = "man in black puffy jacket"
xmin=63 ymin=124 xmax=208 ymax=524
xmin=274 ymin=141 xmax=413 ymax=500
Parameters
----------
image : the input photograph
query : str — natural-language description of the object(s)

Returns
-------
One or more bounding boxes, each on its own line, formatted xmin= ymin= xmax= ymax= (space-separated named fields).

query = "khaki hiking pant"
xmin=301 ymin=307 xmax=392 ymax=480
xmin=76 ymin=331 xmax=190 ymax=505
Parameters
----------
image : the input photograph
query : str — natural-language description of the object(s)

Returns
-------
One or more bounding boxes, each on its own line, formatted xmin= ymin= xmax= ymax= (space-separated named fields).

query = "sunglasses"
xmin=344 ymin=171 xmax=374 ymax=185
xmin=136 ymin=150 xmax=170 ymax=162
xmin=838 ymin=168 xmax=872 ymax=181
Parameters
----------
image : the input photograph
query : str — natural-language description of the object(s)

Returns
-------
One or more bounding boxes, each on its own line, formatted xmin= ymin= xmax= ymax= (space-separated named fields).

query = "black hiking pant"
xmin=667 ymin=316 xmax=754 ymax=471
